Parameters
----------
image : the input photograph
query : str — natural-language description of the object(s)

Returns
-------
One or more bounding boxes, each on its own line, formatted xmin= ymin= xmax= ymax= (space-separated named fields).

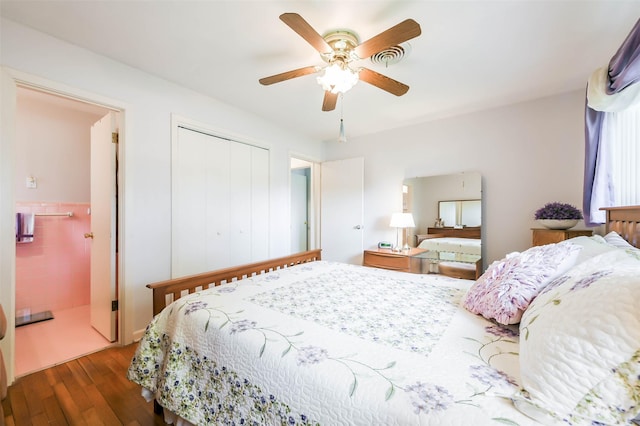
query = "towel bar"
xmin=34 ymin=212 xmax=73 ymax=217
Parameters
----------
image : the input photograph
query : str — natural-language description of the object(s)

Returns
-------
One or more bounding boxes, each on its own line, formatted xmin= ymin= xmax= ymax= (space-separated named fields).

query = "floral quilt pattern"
xmin=248 ymin=267 xmax=464 ymax=356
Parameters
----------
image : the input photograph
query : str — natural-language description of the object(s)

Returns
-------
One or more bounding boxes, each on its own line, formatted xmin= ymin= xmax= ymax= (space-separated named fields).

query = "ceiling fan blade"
xmin=280 ymin=13 xmax=332 ymax=54
xmin=354 ymin=19 xmax=421 ymax=59
xmin=322 ymin=91 xmax=338 ymax=111
xmin=358 ymin=68 xmax=409 ymax=96
xmin=259 ymin=66 xmax=319 ymax=86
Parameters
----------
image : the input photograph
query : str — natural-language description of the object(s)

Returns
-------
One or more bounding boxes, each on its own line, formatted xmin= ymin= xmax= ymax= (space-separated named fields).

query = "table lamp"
xmin=390 ymin=212 xmax=415 ymax=252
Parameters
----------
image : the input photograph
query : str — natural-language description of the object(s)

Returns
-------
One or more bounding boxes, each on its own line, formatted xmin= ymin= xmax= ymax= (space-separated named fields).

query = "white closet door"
xmin=229 ymin=142 xmax=253 ymax=266
xmin=205 ymin=134 xmax=231 ymax=271
xmin=173 ymin=126 xmax=269 ymax=276
xmin=251 ymin=147 xmax=269 ymax=261
xmin=174 ymin=128 xmax=212 ymax=277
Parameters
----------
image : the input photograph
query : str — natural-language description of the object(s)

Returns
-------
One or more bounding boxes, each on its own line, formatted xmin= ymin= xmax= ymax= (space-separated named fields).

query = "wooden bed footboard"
xmin=147 ymin=249 xmax=322 ymax=316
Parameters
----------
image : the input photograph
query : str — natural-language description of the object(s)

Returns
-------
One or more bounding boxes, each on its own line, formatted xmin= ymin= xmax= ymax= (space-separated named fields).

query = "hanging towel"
xmin=16 ymin=213 xmax=34 ymax=243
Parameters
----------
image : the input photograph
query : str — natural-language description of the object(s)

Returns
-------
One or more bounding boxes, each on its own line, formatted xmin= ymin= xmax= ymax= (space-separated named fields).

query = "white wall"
xmin=0 ymin=17 xmax=601 ymax=370
xmin=0 ymin=18 xmax=323 ymax=351
xmin=15 ymin=89 xmax=105 ymax=203
xmin=325 ymin=90 xmax=599 ymax=266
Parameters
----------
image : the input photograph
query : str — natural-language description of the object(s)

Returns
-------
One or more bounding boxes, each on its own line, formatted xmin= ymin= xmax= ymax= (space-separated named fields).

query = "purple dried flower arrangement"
xmin=534 ymin=202 xmax=583 ymax=220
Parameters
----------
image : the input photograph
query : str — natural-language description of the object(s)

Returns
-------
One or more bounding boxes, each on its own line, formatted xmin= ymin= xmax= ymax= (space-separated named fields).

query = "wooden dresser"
xmin=531 ymin=228 xmax=593 ymax=246
xmin=363 ymin=248 xmax=425 ymax=273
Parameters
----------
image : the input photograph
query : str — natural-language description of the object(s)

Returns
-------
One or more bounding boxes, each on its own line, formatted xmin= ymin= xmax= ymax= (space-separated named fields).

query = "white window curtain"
xmin=591 ymin=105 xmax=640 ymax=222
xmin=608 ymin=108 xmax=640 ymax=206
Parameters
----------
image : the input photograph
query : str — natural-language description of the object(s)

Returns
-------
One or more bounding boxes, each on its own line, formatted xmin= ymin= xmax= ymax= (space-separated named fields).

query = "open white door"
xmin=89 ymin=112 xmax=117 ymax=342
xmin=320 ymin=157 xmax=364 ymax=264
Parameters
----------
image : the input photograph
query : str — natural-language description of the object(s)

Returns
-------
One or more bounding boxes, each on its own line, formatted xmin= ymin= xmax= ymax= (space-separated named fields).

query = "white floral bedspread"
xmin=127 ymin=261 xmax=540 ymax=425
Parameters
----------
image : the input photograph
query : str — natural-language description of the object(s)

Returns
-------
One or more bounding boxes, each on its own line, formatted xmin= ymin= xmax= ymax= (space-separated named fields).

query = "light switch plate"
xmin=26 ymin=176 xmax=37 ymax=189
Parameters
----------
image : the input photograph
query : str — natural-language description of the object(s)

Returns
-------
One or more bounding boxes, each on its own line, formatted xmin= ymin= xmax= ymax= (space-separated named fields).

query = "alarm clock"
xmin=378 ymin=241 xmax=393 ymax=249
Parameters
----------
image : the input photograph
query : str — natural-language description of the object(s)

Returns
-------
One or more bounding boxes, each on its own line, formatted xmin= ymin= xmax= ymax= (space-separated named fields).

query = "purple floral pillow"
xmin=462 ymin=242 xmax=581 ymax=324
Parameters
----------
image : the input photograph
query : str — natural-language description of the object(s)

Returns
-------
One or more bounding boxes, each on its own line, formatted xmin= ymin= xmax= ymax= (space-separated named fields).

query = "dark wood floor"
xmin=2 ymin=343 xmax=166 ymax=425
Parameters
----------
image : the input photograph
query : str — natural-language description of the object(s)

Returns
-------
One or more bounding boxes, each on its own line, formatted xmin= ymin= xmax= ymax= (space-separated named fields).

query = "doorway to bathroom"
xmin=290 ymin=156 xmax=323 ymax=254
xmin=290 ymin=157 xmax=311 ymax=253
xmin=14 ymin=86 xmax=119 ymax=376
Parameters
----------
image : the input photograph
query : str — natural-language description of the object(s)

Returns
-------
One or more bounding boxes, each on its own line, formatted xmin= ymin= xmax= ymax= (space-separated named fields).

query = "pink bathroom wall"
xmin=16 ymin=201 xmax=91 ymax=315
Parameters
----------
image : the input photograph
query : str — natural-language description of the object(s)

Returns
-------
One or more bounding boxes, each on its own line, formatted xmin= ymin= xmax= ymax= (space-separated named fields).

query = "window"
xmin=602 ymin=106 xmax=640 ymax=206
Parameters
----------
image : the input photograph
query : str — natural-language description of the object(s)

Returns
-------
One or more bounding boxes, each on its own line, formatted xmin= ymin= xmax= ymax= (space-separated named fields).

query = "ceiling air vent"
xmin=369 ymin=43 xmax=412 ymax=67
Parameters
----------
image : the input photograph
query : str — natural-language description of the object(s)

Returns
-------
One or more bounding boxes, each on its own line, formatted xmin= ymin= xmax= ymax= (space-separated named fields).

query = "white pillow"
xmin=604 ymin=231 xmax=639 ymax=251
xmin=514 ymin=249 xmax=640 ymax=425
xmin=560 ymin=234 xmax=617 ymax=264
xmin=462 ymin=242 xmax=581 ymax=325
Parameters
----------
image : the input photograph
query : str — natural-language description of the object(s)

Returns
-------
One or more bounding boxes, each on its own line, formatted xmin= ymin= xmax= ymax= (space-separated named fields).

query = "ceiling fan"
xmin=259 ymin=13 xmax=422 ymax=111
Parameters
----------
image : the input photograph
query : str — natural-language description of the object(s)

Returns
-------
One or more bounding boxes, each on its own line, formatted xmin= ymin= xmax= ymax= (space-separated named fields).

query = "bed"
xmin=128 ymin=206 xmax=640 ymax=426
xmin=416 ymin=227 xmax=482 ymax=279
xmin=417 ymin=236 xmax=481 ymax=256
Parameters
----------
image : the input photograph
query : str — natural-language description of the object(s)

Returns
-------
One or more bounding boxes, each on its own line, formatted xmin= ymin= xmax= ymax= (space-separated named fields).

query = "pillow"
xmin=560 ymin=234 xmax=617 ymax=264
xmin=514 ymin=249 xmax=640 ymax=425
xmin=604 ymin=231 xmax=639 ymax=251
xmin=462 ymin=242 xmax=581 ymax=325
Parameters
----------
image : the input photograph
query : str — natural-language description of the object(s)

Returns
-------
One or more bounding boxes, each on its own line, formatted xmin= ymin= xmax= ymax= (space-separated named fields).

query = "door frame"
xmin=0 ymin=67 xmax=128 ymax=384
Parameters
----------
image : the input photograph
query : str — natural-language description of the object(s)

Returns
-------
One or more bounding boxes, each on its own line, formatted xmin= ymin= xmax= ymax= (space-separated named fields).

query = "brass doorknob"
xmin=84 ymin=232 xmax=94 ymax=239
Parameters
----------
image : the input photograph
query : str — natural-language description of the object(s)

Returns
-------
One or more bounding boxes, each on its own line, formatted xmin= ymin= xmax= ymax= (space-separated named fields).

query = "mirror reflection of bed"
xmin=403 ymin=172 xmax=482 ymax=280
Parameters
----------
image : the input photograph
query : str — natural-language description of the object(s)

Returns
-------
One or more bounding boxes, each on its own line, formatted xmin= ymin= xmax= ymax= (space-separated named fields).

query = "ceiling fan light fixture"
xmin=259 ymin=13 xmax=421 ymax=111
xmin=316 ymin=63 xmax=359 ymax=94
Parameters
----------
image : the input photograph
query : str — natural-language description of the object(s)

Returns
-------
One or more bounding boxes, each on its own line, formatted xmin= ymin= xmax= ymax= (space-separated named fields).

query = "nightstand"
xmin=363 ymin=248 xmax=426 ymax=273
xmin=531 ymin=228 xmax=593 ymax=246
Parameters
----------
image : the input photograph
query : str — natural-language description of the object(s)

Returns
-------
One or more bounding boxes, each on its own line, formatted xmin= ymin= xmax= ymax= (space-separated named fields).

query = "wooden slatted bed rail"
xmin=147 ymin=249 xmax=322 ymax=316
xmin=602 ymin=205 xmax=640 ymax=248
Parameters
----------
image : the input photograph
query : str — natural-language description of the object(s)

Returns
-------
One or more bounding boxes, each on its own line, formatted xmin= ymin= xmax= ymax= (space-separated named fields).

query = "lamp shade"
xmin=389 ymin=212 xmax=415 ymax=228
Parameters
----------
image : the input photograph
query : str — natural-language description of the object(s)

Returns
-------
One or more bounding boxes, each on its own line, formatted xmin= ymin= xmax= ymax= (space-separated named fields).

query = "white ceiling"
xmin=2 ymin=1 xmax=639 ymax=142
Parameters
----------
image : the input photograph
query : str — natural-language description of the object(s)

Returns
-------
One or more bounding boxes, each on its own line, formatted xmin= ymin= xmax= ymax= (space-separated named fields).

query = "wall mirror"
xmin=402 ymin=172 xmax=482 ymax=247
xmin=438 ymin=200 xmax=481 ymax=228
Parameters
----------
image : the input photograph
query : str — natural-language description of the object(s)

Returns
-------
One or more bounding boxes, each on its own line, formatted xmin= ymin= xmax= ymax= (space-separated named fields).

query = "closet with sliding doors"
xmin=171 ymin=126 xmax=269 ymax=277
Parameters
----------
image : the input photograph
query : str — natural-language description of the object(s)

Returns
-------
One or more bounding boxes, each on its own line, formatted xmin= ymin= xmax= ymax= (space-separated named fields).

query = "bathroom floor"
xmin=15 ymin=304 xmax=113 ymax=377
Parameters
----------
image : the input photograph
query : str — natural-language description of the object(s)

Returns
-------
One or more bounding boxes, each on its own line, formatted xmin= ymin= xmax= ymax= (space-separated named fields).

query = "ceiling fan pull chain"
xmin=338 ymin=94 xmax=347 ymax=143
